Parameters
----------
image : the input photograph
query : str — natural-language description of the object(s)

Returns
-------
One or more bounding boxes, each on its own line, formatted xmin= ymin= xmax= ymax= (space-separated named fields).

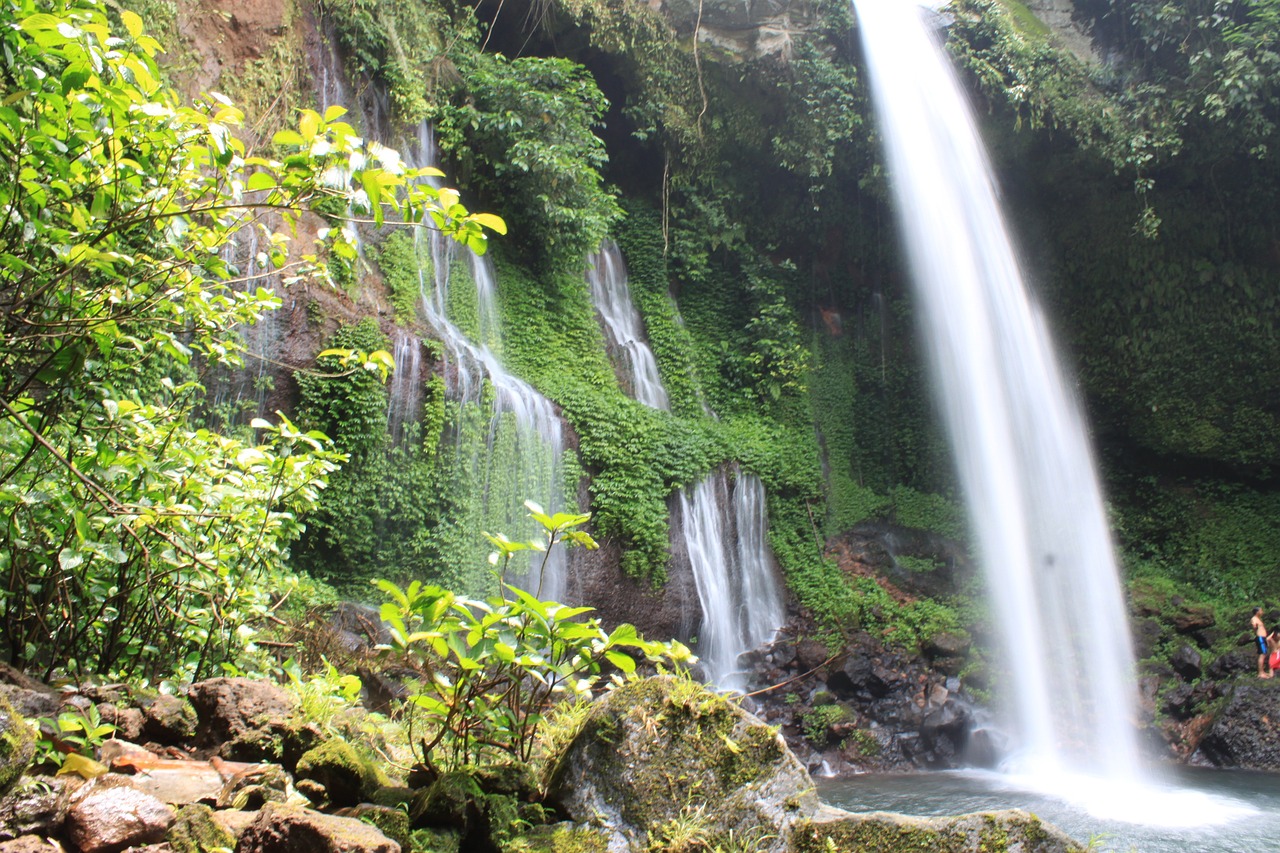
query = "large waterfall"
xmin=409 ymin=124 xmax=569 ymax=600
xmin=587 ymin=242 xmax=785 ymax=688
xmin=853 ymin=0 xmax=1140 ymax=782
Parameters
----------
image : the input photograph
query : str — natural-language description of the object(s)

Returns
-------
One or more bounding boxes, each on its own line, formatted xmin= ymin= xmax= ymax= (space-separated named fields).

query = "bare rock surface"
xmin=66 ymin=777 xmax=175 ymax=853
xmin=234 ymin=803 xmax=400 ymax=853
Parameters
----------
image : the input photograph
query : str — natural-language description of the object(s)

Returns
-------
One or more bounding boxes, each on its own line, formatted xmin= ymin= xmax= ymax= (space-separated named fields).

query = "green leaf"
xmin=470 ymin=212 xmax=508 ymax=235
xmin=120 ymin=9 xmax=143 ymax=38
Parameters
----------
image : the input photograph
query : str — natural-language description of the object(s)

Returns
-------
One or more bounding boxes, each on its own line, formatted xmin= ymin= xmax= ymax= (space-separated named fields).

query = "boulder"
xmin=0 ymin=837 xmax=60 ymax=853
xmin=294 ymin=739 xmax=378 ymax=809
xmin=1129 ymin=617 xmax=1163 ymax=661
xmin=234 ymin=803 xmax=400 ymax=853
xmin=545 ymin=675 xmax=818 ymax=852
xmin=332 ymin=805 xmax=409 ymax=850
xmin=187 ymin=679 xmax=297 ymax=746
xmin=186 ymin=679 xmax=318 ymax=765
xmin=826 ymin=656 xmax=890 ymax=701
xmin=1207 ymin=648 xmax=1256 ymax=680
xmin=0 ymin=694 xmax=35 ymax=797
xmin=0 ymin=776 xmax=74 ymax=841
xmin=790 ymin=805 xmax=1085 ymax=852
xmin=1169 ymin=645 xmax=1203 ymax=681
xmin=168 ymin=804 xmax=235 ymax=853
xmin=65 ymin=777 xmax=176 ymax=853
xmin=144 ymin=695 xmax=199 ymax=744
xmin=1161 ymin=683 xmax=1197 ymax=721
xmin=1194 ymin=682 xmax=1280 ymax=769
xmin=1172 ymin=604 xmax=1216 ymax=634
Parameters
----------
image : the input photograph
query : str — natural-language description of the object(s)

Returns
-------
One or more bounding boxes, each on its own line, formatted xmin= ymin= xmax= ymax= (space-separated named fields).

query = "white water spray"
xmin=585 ymin=243 xmax=785 ymax=687
xmin=853 ymin=0 xmax=1140 ymax=782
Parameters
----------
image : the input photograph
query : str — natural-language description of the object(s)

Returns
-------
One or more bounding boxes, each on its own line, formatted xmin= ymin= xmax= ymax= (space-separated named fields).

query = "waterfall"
xmin=586 ymin=240 xmax=670 ymax=410
xmin=410 ymin=124 xmax=569 ymax=600
xmin=585 ymin=243 xmax=785 ymax=688
xmin=853 ymin=0 xmax=1140 ymax=783
xmin=386 ymin=329 xmax=423 ymax=446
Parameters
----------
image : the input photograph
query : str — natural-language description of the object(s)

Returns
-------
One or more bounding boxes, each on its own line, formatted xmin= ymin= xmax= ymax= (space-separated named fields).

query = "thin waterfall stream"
xmin=851 ymin=0 xmax=1251 ymax=827
xmin=406 ymin=123 xmax=569 ymax=600
xmin=586 ymin=242 xmax=785 ymax=689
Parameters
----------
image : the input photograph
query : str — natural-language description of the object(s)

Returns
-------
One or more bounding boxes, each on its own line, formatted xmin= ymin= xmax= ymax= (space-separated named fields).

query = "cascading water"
xmin=410 ymin=124 xmax=569 ymax=600
xmin=386 ymin=329 xmax=424 ymax=446
xmin=586 ymin=241 xmax=670 ymax=410
xmin=585 ymin=243 xmax=785 ymax=688
xmin=852 ymin=0 xmax=1141 ymax=785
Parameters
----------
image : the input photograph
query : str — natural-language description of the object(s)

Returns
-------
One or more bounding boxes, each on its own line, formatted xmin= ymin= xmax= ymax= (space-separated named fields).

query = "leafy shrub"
xmin=376 ymin=505 xmax=692 ymax=771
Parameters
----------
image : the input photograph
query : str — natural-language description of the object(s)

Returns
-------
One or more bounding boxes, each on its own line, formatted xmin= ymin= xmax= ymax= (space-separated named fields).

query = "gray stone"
xmin=0 ymin=688 xmax=59 ymax=724
xmin=1195 ymin=682 xmax=1280 ymax=769
xmin=1169 ymin=644 xmax=1203 ymax=681
xmin=0 ymin=776 xmax=74 ymax=841
xmin=234 ymin=803 xmax=400 ymax=853
xmin=66 ymin=776 xmax=176 ymax=853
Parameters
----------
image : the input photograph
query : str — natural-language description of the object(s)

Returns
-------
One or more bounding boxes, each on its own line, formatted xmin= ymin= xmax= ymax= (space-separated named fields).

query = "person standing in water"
xmin=1252 ymin=607 xmax=1272 ymax=679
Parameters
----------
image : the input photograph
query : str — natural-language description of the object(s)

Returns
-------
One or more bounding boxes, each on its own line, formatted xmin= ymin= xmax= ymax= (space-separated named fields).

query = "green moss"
xmin=167 ymin=804 xmax=235 ymax=853
xmin=0 ymin=694 xmax=35 ymax=795
xmin=790 ymin=818 xmax=954 ymax=852
xmin=802 ymin=704 xmax=852 ymax=748
xmin=410 ymin=827 xmax=461 ymax=853
xmin=557 ymin=676 xmax=790 ymax=837
xmin=372 ymin=231 xmax=426 ymax=325
xmin=521 ymin=824 xmax=610 ymax=853
xmin=295 ymin=738 xmax=380 ymax=808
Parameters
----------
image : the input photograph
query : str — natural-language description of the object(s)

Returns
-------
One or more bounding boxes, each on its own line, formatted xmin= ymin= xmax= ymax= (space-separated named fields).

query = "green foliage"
xmin=889 ymin=487 xmax=966 ymax=541
xmin=34 ymin=704 xmax=114 ymax=770
xmin=802 ymin=703 xmax=851 ymax=747
xmin=321 ymin=0 xmax=460 ymax=124
xmin=376 ymin=507 xmax=691 ymax=771
xmin=434 ymin=53 xmax=623 ymax=272
xmin=373 ymin=232 xmax=424 ymax=325
xmin=297 ymin=320 xmax=392 ymax=458
xmin=1115 ymin=476 xmax=1280 ymax=603
xmin=0 ymin=0 xmax=502 ymax=681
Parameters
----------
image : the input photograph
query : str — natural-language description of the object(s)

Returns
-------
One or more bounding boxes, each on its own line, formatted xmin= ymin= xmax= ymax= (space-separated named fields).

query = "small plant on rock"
xmin=376 ymin=503 xmax=693 ymax=774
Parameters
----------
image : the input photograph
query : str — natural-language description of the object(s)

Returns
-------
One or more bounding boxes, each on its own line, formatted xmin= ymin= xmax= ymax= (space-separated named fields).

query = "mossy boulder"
xmin=545 ymin=675 xmax=818 ymax=852
xmin=0 ymin=693 xmax=35 ymax=797
xmin=409 ymin=766 xmax=533 ymax=850
xmin=790 ymin=806 xmax=1085 ymax=852
xmin=143 ymin=694 xmax=199 ymax=744
xmin=335 ymin=805 xmax=410 ymax=849
xmin=168 ymin=803 xmax=235 ymax=853
xmin=295 ymin=739 xmax=379 ymax=808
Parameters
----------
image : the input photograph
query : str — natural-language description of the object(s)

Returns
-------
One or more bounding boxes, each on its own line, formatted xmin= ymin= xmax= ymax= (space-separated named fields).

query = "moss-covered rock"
xmin=143 ymin=694 xmax=199 ymax=744
xmin=168 ymin=803 xmax=235 ymax=853
xmin=545 ymin=675 xmax=818 ymax=852
xmin=0 ymin=694 xmax=35 ymax=797
xmin=519 ymin=823 xmax=611 ymax=853
xmin=790 ymin=806 xmax=1084 ymax=852
xmin=296 ymin=739 xmax=380 ymax=808
xmin=341 ymin=804 xmax=410 ymax=849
